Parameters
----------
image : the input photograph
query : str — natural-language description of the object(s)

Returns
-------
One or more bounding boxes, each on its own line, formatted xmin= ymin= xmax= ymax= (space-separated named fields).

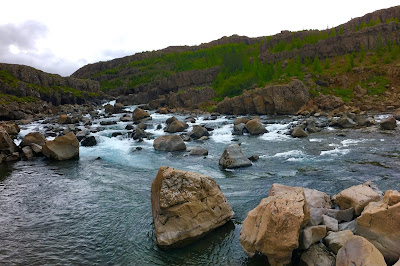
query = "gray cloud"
xmin=0 ymin=21 xmax=82 ymax=76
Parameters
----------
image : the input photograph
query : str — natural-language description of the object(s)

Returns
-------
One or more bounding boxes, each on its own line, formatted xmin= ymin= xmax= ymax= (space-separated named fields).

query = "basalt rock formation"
xmin=215 ymin=80 xmax=310 ymax=115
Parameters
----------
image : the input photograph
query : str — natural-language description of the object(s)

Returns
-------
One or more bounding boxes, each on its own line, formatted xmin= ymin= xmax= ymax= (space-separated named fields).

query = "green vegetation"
xmin=0 ymin=93 xmax=39 ymax=105
xmin=0 ymin=70 xmax=19 ymax=88
xmin=362 ymin=76 xmax=390 ymax=95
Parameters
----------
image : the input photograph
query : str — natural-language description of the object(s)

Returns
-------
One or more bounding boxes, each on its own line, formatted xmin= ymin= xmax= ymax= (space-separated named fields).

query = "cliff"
xmin=0 ymin=63 xmax=102 ymax=106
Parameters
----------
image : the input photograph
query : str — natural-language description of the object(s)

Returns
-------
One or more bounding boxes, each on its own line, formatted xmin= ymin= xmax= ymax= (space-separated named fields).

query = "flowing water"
xmin=1 ymin=105 xmax=400 ymax=265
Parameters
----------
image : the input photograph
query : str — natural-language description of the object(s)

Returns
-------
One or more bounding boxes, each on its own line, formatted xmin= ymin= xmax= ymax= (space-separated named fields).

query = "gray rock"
xmin=233 ymin=123 xmax=246 ymax=135
xmin=380 ymin=116 xmax=397 ymax=130
xmin=338 ymin=220 xmax=357 ymax=233
xmin=153 ymin=135 xmax=186 ymax=152
xmin=189 ymin=147 xmax=208 ymax=156
xmin=309 ymin=208 xmax=327 ymax=226
xmin=322 ymin=215 xmax=338 ymax=232
xmin=300 ymin=243 xmax=335 ymax=266
xmin=291 ymin=126 xmax=308 ymax=138
xmin=301 ymin=225 xmax=327 ymax=250
xmin=325 ymin=207 xmax=354 ymax=222
xmin=337 ymin=116 xmax=357 ymax=128
xmin=22 ymin=146 xmax=34 ymax=159
xmin=323 ymin=230 xmax=354 ymax=254
xmin=190 ymin=125 xmax=209 ymax=139
xmin=219 ymin=144 xmax=252 ymax=169
xmin=245 ymin=119 xmax=266 ymax=135
xmin=81 ymin=136 xmax=97 ymax=147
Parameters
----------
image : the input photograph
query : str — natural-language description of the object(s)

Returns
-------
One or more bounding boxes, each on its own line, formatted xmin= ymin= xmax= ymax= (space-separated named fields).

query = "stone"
xmin=245 ymin=119 xmax=266 ymax=135
xmin=323 ymin=230 xmax=354 ymax=254
xmin=189 ymin=147 xmax=208 ymax=156
xmin=337 ymin=116 xmax=357 ymax=128
xmin=30 ymin=143 xmax=42 ymax=154
xmin=0 ymin=130 xmax=17 ymax=153
xmin=20 ymin=132 xmax=46 ymax=147
xmin=113 ymin=103 xmax=124 ymax=113
xmin=151 ymin=166 xmax=234 ymax=248
xmin=356 ymin=190 xmax=400 ymax=264
xmin=394 ymin=108 xmax=400 ymax=120
xmin=6 ymin=152 xmax=20 ymax=162
xmin=332 ymin=183 xmax=381 ymax=215
xmin=133 ymin=128 xmax=147 ymax=140
xmin=42 ymin=132 xmax=79 ymax=160
xmin=232 ymin=123 xmax=246 ymax=135
xmin=75 ymin=130 xmax=89 ymax=141
xmin=301 ymin=225 xmax=327 ymax=250
xmin=322 ymin=215 xmax=338 ymax=232
xmin=132 ymin=108 xmax=150 ymax=122
xmin=104 ymin=104 xmax=114 ymax=114
xmin=291 ymin=126 xmax=308 ymax=138
xmin=190 ymin=125 xmax=209 ymax=139
xmin=336 ymin=235 xmax=386 ymax=266
xmin=198 ymin=136 xmax=209 ymax=141
xmin=158 ymin=107 xmax=168 ymax=114
xmin=248 ymin=155 xmax=259 ymax=162
xmin=309 ymin=207 xmax=328 ymax=226
xmin=21 ymin=146 xmax=34 ymax=159
xmin=81 ymin=136 xmax=97 ymax=147
xmin=137 ymin=123 xmax=147 ymax=130
xmin=120 ymin=115 xmax=132 ymax=122
xmin=338 ymin=220 xmax=357 ymax=232
xmin=0 ymin=122 xmax=20 ymax=135
xmin=234 ymin=117 xmax=250 ymax=125
xmin=269 ymin=184 xmax=332 ymax=209
xmin=219 ymin=144 xmax=252 ymax=169
xmin=380 ymin=116 xmax=397 ymax=130
xmin=325 ymin=207 xmax=354 ymax=222
xmin=299 ymin=243 xmax=336 ymax=266
xmin=166 ymin=116 xmax=178 ymax=125
xmin=153 ymin=135 xmax=186 ymax=152
xmin=239 ymin=187 xmax=310 ymax=265
xmin=58 ymin=114 xmax=71 ymax=124
xmin=395 ymin=259 xmax=400 ymax=266
xmin=164 ymin=120 xmax=188 ymax=133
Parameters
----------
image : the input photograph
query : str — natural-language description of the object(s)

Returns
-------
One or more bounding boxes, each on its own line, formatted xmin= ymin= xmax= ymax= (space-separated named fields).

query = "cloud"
xmin=0 ymin=21 xmax=81 ymax=76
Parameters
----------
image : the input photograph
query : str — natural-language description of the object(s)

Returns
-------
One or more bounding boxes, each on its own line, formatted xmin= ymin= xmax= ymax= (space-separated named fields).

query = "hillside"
xmin=71 ymin=6 xmax=400 ymax=113
xmin=0 ymin=63 xmax=103 ymax=119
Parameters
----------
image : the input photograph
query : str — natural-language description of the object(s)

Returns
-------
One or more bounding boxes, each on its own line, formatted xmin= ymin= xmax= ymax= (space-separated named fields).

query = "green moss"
xmin=0 ymin=70 xmax=19 ymax=88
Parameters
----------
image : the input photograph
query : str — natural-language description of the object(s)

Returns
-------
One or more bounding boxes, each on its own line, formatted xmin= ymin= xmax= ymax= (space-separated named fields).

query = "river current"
xmin=1 ymin=104 xmax=400 ymax=265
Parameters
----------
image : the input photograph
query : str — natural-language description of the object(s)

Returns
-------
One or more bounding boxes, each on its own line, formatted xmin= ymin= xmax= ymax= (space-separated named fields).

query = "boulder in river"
xmin=291 ymin=126 xmax=308 ymax=138
xmin=132 ymin=108 xmax=150 ymax=122
xmin=151 ymin=166 xmax=234 ymax=248
xmin=164 ymin=120 xmax=188 ymax=133
xmin=20 ymin=132 xmax=46 ymax=147
xmin=42 ymin=132 xmax=79 ymax=160
xmin=219 ymin=144 xmax=252 ymax=169
xmin=58 ymin=114 xmax=72 ymax=124
xmin=380 ymin=116 xmax=397 ymax=130
xmin=245 ymin=119 xmax=266 ymax=135
xmin=188 ymin=147 xmax=208 ymax=156
xmin=356 ymin=190 xmax=400 ymax=263
xmin=299 ymin=243 xmax=335 ymax=266
xmin=81 ymin=136 xmax=97 ymax=147
xmin=153 ymin=135 xmax=186 ymax=152
xmin=190 ymin=125 xmax=209 ymax=139
xmin=239 ymin=186 xmax=310 ymax=265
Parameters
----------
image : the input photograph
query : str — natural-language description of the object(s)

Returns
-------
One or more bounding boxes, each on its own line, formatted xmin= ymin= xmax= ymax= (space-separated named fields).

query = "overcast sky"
xmin=0 ymin=1 xmax=399 ymax=76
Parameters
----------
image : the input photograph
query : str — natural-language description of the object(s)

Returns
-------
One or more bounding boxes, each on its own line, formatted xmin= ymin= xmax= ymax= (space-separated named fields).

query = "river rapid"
xmin=1 ymin=103 xmax=400 ymax=265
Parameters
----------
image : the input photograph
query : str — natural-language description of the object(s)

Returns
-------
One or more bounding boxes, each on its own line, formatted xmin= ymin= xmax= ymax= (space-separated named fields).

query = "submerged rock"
xmin=153 ymin=135 xmax=186 ymax=152
xmin=291 ymin=126 xmax=308 ymax=138
xmin=219 ymin=144 xmax=252 ymax=169
xmin=239 ymin=186 xmax=310 ymax=265
xmin=42 ymin=132 xmax=79 ymax=160
xmin=151 ymin=166 xmax=234 ymax=248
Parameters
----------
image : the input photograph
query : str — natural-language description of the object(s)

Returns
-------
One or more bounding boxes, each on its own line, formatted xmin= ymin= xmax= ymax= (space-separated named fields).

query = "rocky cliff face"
xmin=216 ymin=80 xmax=310 ymax=115
xmin=117 ymin=68 xmax=219 ymax=106
xmin=0 ymin=63 xmax=101 ymax=106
